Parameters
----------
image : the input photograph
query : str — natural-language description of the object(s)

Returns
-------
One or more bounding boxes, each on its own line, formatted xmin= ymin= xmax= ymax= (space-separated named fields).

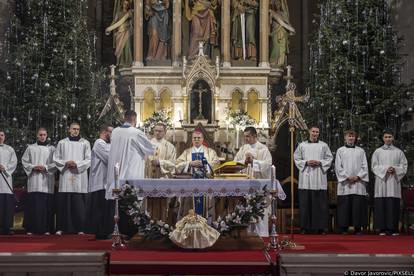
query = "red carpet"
xmin=280 ymin=234 xmax=414 ymax=254
xmin=0 ymin=234 xmax=413 ymax=274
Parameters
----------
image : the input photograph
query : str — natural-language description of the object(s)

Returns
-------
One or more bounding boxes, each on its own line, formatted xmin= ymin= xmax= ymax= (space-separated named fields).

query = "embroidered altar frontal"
xmin=120 ymin=179 xmax=271 ymax=197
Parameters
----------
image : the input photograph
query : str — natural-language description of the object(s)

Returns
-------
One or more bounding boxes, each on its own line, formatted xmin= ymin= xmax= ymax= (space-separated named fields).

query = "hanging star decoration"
xmin=98 ymin=65 xmax=124 ymax=122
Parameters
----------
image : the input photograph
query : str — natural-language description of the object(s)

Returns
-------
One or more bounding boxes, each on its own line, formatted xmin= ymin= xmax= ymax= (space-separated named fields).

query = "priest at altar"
xmin=176 ymin=130 xmax=220 ymax=219
xmin=145 ymin=123 xmax=176 ymax=222
xmin=234 ymin=126 xmax=272 ymax=237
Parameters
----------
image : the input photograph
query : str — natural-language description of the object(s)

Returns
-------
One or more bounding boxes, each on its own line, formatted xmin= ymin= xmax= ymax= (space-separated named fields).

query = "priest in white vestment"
xmin=22 ymin=128 xmax=56 ymax=235
xmin=106 ymin=111 xmax=156 ymax=200
xmin=234 ymin=126 xmax=272 ymax=237
xmin=294 ymin=126 xmax=333 ymax=234
xmin=145 ymin=123 xmax=176 ymax=222
xmin=372 ymin=129 xmax=407 ymax=236
xmin=53 ymin=122 xmax=91 ymax=235
xmin=87 ymin=125 xmax=113 ymax=239
xmin=0 ymin=130 xmax=18 ymax=235
xmin=335 ymin=130 xmax=369 ymax=235
xmin=176 ymin=130 xmax=220 ymax=219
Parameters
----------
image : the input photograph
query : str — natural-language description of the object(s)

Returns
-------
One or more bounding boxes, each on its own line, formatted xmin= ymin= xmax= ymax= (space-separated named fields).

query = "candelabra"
xmin=111 ymin=164 xmax=125 ymax=249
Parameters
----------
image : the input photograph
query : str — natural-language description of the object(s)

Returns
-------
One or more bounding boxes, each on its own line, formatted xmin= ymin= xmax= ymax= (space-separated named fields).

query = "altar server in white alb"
xmin=106 ymin=110 xmax=155 ymax=200
xmin=53 ymin=122 xmax=91 ymax=235
xmin=145 ymin=122 xmax=176 ymax=222
xmin=0 ymin=130 xmax=17 ymax=235
xmin=335 ymin=130 xmax=369 ymax=235
xmin=294 ymin=126 xmax=333 ymax=234
xmin=234 ymin=126 xmax=272 ymax=237
xmin=87 ymin=125 xmax=113 ymax=239
xmin=372 ymin=129 xmax=407 ymax=236
xmin=22 ymin=128 xmax=56 ymax=235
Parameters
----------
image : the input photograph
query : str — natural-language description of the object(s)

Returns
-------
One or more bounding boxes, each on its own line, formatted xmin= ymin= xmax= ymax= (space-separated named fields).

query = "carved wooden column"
xmin=221 ymin=0 xmax=231 ymax=67
xmin=172 ymin=0 xmax=182 ymax=67
xmin=134 ymin=0 xmax=144 ymax=67
xmin=259 ymin=0 xmax=269 ymax=67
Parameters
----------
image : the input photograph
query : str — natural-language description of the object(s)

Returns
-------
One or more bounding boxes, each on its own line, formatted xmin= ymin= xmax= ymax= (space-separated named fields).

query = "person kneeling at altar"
xmin=234 ymin=126 xmax=272 ymax=237
xmin=175 ymin=130 xmax=220 ymax=220
xmin=145 ymin=122 xmax=177 ymax=224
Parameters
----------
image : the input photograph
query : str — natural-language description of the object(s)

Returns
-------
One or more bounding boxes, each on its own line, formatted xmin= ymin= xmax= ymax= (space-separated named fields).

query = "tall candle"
xmin=178 ymin=110 xmax=182 ymax=121
xmin=114 ymin=162 xmax=120 ymax=188
xmin=236 ymin=128 xmax=239 ymax=149
xmin=271 ymin=165 xmax=276 ymax=190
xmin=226 ymin=123 xmax=229 ymax=142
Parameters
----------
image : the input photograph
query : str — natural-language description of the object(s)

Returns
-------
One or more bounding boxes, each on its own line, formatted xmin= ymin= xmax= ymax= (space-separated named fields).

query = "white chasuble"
xmin=0 ymin=144 xmax=18 ymax=194
xmin=89 ymin=138 xmax=110 ymax=193
xmin=22 ymin=143 xmax=56 ymax=194
xmin=176 ymin=145 xmax=220 ymax=174
xmin=234 ymin=142 xmax=272 ymax=179
xmin=234 ymin=142 xmax=272 ymax=237
xmin=53 ymin=138 xmax=91 ymax=193
xmin=294 ymin=141 xmax=333 ymax=190
xmin=145 ymin=138 xmax=176 ymax=179
xmin=106 ymin=125 xmax=156 ymax=199
xmin=371 ymin=145 xmax=407 ymax=198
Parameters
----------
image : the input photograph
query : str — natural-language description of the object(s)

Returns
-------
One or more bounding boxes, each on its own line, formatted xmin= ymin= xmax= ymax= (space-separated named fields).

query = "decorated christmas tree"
xmin=306 ymin=0 xmax=414 ymax=174
xmin=0 ymin=0 xmax=111 ymax=157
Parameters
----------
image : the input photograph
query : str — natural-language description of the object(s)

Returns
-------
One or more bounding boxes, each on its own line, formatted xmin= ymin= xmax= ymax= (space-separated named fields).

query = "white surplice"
xmin=371 ymin=145 xmax=408 ymax=198
xmin=22 ymin=143 xmax=56 ymax=194
xmin=234 ymin=141 xmax=273 ymax=237
xmin=294 ymin=140 xmax=333 ymax=190
xmin=335 ymin=146 xmax=369 ymax=196
xmin=106 ymin=124 xmax=156 ymax=199
xmin=53 ymin=138 xmax=91 ymax=193
xmin=0 ymin=144 xmax=18 ymax=194
xmin=89 ymin=138 xmax=110 ymax=193
xmin=145 ymin=138 xmax=176 ymax=179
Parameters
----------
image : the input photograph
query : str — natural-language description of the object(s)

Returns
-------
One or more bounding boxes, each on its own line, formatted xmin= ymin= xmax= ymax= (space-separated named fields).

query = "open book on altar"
xmin=214 ymin=161 xmax=246 ymax=174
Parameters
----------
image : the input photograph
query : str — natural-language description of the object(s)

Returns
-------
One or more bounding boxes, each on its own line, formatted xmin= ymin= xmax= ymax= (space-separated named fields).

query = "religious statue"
xmin=269 ymin=0 xmax=295 ymax=68
xmin=185 ymin=0 xmax=219 ymax=58
xmin=105 ymin=0 xmax=133 ymax=67
xmin=231 ymin=0 xmax=259 ymax=61
xmin=144 ymin=0 xmax=171 ymax=61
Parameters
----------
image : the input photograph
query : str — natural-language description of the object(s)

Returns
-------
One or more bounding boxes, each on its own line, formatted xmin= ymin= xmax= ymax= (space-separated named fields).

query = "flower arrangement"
xmin=119 ymin=183 xmax=173 ymax=239
xmin=119 ymin=184 xmax=268 ymax=238
xmin=211 ymin=188 xmax=268 ymax=234
xmin=142 ymin=110 xmax=173 ymax=135
xmin=227 ymin=110 xmax=256 ymax=129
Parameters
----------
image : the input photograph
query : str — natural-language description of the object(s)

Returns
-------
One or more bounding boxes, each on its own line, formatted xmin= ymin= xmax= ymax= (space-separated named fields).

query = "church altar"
xmin=120 ymin=178 xmax=283 ymax=198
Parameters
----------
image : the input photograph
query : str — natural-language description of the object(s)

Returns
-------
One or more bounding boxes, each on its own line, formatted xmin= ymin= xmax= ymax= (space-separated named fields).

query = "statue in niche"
xmin=145 ymin=0 xmax=171 ymax=61
xmin=190 ymin=80 xmax=212 ymax=123
xmin=231 ymin=0 xmax=258 ymax=61
xmin=269 ymin=0 xmax=295 ymax=68
xmin=185 ymin=0 xmax=219 ymax=58
xmin=106 ymin=0 xmax=133 ymax=67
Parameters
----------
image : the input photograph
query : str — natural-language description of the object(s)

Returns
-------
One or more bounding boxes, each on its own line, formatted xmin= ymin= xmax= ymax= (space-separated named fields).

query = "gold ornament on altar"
xmin=169 ymin=210 xmax=220 ymax=249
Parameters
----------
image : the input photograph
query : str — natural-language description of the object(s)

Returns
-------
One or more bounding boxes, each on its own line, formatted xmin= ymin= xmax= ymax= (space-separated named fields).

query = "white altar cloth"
xmin=120 ymin=179 xmax=286 ymax=199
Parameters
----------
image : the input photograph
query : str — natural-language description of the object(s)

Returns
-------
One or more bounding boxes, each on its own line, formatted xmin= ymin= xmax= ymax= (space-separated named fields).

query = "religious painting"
xmin=159 ymin=88 xmax=173 ymax=115
xmin=143 ymin=88 xmax=156 ymax=120
xmin=247 ymin=89 xmax=259 ymax=122
xmin=231 ymin=89 xmax=243 ymax=112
